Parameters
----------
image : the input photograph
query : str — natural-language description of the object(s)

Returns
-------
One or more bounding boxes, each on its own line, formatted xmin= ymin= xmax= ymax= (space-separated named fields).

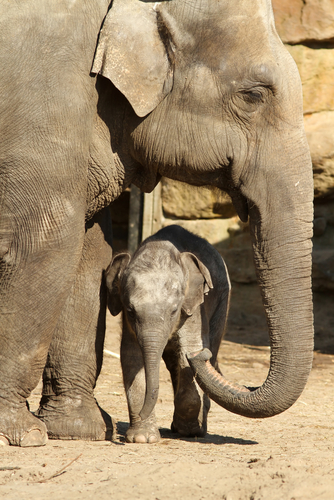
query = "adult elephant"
xmin=0 ymin=0 xmax=313 ymax=446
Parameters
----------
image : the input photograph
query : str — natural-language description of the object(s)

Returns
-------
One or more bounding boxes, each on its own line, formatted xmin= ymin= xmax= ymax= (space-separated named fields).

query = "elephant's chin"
xmin=228 ymin=191 xmax=249 ymax=223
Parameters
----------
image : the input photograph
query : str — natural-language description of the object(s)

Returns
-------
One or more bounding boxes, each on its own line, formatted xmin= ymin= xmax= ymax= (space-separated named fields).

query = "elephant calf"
xmin=106 ymin=225 xmax=230 ymax=443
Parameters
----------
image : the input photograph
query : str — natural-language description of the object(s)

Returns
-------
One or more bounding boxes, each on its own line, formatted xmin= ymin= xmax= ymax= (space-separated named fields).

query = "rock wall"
xmin=161 ymin=0 xmax=334 ymax=289
xmin=273 ymin=0 xmax=334 ymax=291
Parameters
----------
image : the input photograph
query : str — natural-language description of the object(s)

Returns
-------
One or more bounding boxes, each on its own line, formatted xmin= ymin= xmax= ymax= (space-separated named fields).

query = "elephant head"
xmin=106 ymin=244 xmax=213 ymax=421
xmin=95 ymin=0 xmax=314 ymax=418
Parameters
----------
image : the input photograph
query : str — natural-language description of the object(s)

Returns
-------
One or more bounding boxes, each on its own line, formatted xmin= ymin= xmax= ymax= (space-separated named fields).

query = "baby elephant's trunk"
xmin=138 ymin=334 xmax=167 ymax=421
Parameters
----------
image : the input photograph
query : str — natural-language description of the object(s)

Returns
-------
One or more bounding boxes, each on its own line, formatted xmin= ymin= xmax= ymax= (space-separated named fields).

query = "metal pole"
xmin=127 ymin=185 xmax=143 ymax=253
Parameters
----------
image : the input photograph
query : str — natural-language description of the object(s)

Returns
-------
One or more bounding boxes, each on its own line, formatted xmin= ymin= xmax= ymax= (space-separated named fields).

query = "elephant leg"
xmin=36 ymin=208 xmax=115 ymax=441
xmin=0 ymin=195 xmax=87 ymax=446
xmin=121 ymin=325 xmax=160 ymax=444
xmin=171 ymin=357 xmax=210 ymax=438
xmin=168 ymin=313 xmax=214 ymax=438
xmin=171 ymin=302 xmax=227 ymax=437
xmin=0 ymin=316 xmax=50 ymax=447
xmin=162 ymin=342 xmax=208 ymax=436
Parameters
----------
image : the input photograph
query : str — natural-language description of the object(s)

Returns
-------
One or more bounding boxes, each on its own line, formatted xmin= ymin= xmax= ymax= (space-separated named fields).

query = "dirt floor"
xmin=0 ymin=283 xmax=333 ymax=500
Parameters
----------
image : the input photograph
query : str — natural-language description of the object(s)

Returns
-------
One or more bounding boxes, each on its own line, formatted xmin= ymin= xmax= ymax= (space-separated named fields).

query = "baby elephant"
xmin=106 ymin=225 xmax=230 ymax=443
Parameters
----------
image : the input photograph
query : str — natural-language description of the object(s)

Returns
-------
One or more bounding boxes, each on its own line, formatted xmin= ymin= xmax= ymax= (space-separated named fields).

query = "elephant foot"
xmin=36 ymin=395 xmax=115 ymax=441
xmin=172 ymin=392 xmax=210 ymax=438
xmin=0 ymin=405 xmax=48 ymax=447
xmin=171 ymin=416 xmax=207 ymax=438
xmin=126 ymin=416 xmax=160 ymax=444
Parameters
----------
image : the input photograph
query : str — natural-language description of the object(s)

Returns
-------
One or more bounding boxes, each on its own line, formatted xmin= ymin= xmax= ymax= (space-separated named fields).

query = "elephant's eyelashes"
xmin=241 ymin=87 xmax=268 ymax=104
xmin=126 ymin=307 xmax=136 ymax=319
xmin=231 ymin=86 xmax=272 ymax=116
xmin=244 ymin=90 xmax=263 ymax=102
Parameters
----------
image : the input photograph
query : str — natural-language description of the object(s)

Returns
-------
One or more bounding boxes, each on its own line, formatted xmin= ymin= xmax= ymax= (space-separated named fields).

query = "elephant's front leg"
xmin=121 ymin=325 xmax=160 ymax=444
xmin=170 ymin=313 xmax=211 ymax=438
xmin=36 ymin=208 xmax=115 ymax=441
xmin=171 ymin=358 xmax=210 ymax=438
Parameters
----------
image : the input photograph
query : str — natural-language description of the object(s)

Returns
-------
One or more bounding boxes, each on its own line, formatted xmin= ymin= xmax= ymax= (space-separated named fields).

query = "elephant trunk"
xmin=138 ymin=333 xmax=167 ymax=421
xmin=188 ymin=147 xmax=314 ymax=418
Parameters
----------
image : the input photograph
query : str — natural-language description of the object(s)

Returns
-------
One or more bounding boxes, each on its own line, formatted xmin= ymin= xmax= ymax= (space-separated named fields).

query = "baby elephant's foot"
xmin=171 ymin=416 xmax=207 ymax=438
xmin=126 ymin=416 xmax=160 ymax=444
xmin=172 ymin=393 xmax=210 ymax=438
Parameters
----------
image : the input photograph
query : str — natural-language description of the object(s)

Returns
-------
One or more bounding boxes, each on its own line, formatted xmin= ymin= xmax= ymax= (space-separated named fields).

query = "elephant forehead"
xmin=171 ymin=0 xmax=271 ymax=17
xmin=162 ymin=0 xmax=277 ymax=78
xmin=196 ymin=21 xmax=275 ymax=77
xmin=164 ymin=0 xmax=273 ymax=49
xmin=125 ymin=271 xmax=183 ymax=303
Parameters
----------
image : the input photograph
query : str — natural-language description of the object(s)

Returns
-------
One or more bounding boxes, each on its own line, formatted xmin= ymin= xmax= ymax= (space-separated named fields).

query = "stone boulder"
xmin=161 ymin=178 xmax=236 ymax=220
xmin=272 ymin=0 xmax=334 ymax=44
xmin=304 ymin=112 xmax=334 ymax=200
xmin=287 ymin=44 xmax=334 ymax=115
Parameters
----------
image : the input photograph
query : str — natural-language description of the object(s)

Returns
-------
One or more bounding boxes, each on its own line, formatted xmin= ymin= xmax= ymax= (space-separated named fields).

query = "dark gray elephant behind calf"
xmin=106 ymin=225 xmax=231 ymax=443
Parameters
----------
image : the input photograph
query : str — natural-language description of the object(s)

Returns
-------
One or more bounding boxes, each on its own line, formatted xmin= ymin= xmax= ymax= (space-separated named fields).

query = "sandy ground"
xmin=0 ymin=284 xmax=333 ymax=500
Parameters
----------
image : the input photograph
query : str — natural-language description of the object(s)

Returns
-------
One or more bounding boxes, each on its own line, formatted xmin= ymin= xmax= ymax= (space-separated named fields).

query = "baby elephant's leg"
xmin=171 ymin=293 xmax=228 ymax=437
xmin=121 ymin=327 xmax=160 ymax=444
xmin=164 ymin=330 xmax=210 ymax=438
xmin=171 ymin=353 xmax=210 ymax=437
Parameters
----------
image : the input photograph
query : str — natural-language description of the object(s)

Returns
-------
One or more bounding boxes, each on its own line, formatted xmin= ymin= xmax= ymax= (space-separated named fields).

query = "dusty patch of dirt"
xmin=0 ymin=284 xmax=333 ymax=500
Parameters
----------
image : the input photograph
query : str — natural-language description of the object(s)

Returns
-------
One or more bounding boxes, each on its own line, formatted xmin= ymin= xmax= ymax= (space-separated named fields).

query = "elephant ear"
xmin=180 ymin=252 xmax=213 ymax=317
xmin=91 ymin=0 xmax=173 ymax=117
xmin=105 ymin=253 xmax=131 ymax=316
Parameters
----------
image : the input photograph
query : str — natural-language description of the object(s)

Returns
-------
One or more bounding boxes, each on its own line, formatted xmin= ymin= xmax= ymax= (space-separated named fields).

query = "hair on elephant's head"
xmin=97 ymin=0 xmax=314 ymax=419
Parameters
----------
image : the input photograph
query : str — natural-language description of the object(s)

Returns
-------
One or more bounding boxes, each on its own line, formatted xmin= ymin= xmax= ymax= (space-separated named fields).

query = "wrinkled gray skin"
xmin=106 ymin=225 xmax=231 ymax=443
xmin=0 ymin=0 xmax=313 ymax=446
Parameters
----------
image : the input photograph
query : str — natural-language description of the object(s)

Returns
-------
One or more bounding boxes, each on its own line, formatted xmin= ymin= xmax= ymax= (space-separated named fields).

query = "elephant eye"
xmin=242 ymin=88 xmax=265 ymax=103
xmin=241 ymin=83 xmax=275 ymax=106
xmin=126 ymin=307 xmax=135 ymax=319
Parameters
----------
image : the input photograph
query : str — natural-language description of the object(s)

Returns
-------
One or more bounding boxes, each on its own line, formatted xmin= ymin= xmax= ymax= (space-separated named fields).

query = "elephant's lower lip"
xmin=187 ymin=349 xmax=202 ymax=358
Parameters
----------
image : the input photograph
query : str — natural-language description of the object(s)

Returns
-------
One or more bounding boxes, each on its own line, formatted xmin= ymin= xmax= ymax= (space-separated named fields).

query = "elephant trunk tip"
xmin=187 ymin=348 xmax=212 ymax=363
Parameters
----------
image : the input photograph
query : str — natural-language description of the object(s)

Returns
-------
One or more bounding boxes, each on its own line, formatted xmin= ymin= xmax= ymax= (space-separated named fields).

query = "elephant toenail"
xmin=20 ymin=429 xmax=48 ymax=447
xmin=0 ymin=435 xmax=9 ymax=446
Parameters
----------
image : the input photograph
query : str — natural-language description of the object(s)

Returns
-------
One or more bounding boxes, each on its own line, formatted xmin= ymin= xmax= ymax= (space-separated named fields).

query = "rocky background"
xmin=159 ymin=0 xmax=334 ymax=293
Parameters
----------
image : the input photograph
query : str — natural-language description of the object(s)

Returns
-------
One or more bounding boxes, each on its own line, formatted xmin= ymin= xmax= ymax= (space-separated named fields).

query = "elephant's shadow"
xmin=115 ymin=421 xmax=258 ymax=446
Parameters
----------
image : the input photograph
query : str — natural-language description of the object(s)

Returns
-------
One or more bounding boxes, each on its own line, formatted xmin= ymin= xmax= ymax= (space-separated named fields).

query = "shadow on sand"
xmin=115 ymin=421 xmax=258 ymax=446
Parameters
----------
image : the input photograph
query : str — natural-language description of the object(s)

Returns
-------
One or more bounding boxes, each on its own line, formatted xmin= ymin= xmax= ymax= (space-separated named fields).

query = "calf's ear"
xmin=91 ymin=0 xmax=173 ymax=117
xmin=180 ymin=253 xmax=213 ymax=316
xmin=105 ymin=253 xmax=131 ymax=316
